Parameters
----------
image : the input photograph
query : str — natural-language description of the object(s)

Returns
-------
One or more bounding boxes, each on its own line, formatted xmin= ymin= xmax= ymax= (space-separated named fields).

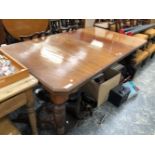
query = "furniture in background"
xmin=50 ymin=19 xmax=63 ymax=33
xmin=1 ymin=19 xmax=85 ymax=44
xmin=50 ymin=19 xmax=85 ymax=34
xmin=124 ymin=24 xmax=155 ymax=35
xmin=1 ymin=27 xmax=146 ymax=134
xmin=130 ymin=27 xmax=155 ymax=68
xmin=2 ymin=19 xmax=49 ymax=43
xmin=94 ymin=19 xmax=117 ymax=31
xmin=114 ymin=19 xmax=146 ymax=32
xmin=143 ymin=28 xmax=155 ymax=58
xmin=132 ymin=34 xmax=149 ymax=67
xmin=144 ymin=28 xmax=155 ymax=39
xmin=0 ymin=75 xmax=38 ymax=134
xmin=94 ymin=19 xmax=152 ymax=32
xmin=118 ymin=23 xmax=155 ymax=66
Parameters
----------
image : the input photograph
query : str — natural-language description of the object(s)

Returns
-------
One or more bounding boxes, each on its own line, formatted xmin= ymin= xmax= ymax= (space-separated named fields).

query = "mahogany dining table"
xmin=0 ymin=27 xmax=146 ymax=134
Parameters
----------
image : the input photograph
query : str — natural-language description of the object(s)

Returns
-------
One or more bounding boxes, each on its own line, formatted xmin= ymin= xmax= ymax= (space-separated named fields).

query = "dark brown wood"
xmin=50 ymin=94 xmax=68 ymax=134
xmin=53 ymin=103 xmax=66 ymax=134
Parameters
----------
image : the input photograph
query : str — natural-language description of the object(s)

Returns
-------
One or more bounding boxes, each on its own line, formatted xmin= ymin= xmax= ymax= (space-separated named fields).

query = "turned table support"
xmin=50 ymin=94 xmax=69 ymax=135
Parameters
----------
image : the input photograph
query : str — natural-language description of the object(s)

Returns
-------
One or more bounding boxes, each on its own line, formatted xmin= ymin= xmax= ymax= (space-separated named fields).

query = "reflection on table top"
xmin=1 ymin=28 xmax=146 ymax=93
xmin=68 ymin=27 xmax=146 ymax=51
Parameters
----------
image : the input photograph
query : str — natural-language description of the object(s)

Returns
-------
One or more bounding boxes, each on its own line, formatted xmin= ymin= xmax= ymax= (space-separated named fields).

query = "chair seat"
xmin=134 ymin=34 xmax=149 ymax=40
xmin=0 ymin=117 xmax=21 ymax=135
xmin=146 ymin=44 xmax=155 ymax=55
xmin=133 ymin=50 xmax=149 ymax=65
xmin=144 ymin=28 xmax=155 ymax=38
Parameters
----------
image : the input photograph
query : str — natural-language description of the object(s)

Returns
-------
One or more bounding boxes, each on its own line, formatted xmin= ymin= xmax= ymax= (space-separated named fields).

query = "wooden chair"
xmin=94 ymin=19 xmax=110 ymax=24
xmin=77 ymin=19 xmax=85 ymax=28
xmin=144 ymin=28 xmax=155 ymax=39
xmin=141 ymin=19 xmax=151 ymax=25
xmin=116 ymin=19 xmax=143 ymax=32
xmin=135 ymin=19 xmax=150 ymax=25
xmin=50 ymin=19 xmax=72 ymax=33
xmin=94 ymin=19 xmax=139 ymax=32
xmin=146 ymin=43 xmax=155 ymax=58
xmin=133 ymin=33 xmax=149 ymax=50
xmin=113 ymin=20 xmax=125 ymax=32
xmin=129 ymin=19 xmax=139 ymax=27
xmin=68 ymin=19 xmax=79 ymax=30
xmin=132 ymin=50 xmax=149 ymax=67
xmin=50 ymin=19 xmax=82 ymax=34
xmin=50 ymin=19 xmax=63 ymax=33
xmin=60 ymin=19 xmax=72 ymax=32
xmin=133 ymin=33 xmax=155 ymax=58
xmin=116 ymin=19 xmax=133 ymax=30
xmin=122 ymin=20 xmax=131 ymax=27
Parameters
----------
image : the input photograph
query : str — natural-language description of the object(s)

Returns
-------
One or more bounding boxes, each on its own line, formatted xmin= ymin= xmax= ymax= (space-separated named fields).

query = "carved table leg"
xmin=26 ymin=89 xmax=38 ymax=135
xmin=50 ymin=94 xmax=68 ymax=135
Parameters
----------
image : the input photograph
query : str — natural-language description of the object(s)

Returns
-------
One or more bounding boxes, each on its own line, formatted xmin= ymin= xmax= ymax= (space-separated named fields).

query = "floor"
xmin=11 ymin=56 xmax=155 ymax=135
xmin=67 ymin=57 xmax=155 ymax=135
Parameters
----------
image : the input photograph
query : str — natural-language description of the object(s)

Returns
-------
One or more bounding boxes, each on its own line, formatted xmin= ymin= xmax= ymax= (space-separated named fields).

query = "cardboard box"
xmin=83 ymin=68 xmax=121 ymax=107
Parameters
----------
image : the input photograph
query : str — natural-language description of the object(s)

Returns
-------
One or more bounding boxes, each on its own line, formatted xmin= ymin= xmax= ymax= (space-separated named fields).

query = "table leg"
xmin=50 ymin=94 xmax=68 ymax=135
xmin=26 ymin=89 xmax=38 ymax=135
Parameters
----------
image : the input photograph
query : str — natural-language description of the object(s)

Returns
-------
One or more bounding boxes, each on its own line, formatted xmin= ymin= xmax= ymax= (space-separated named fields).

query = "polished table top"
xmin=1 ymin=28 xmax=146 ymax=94
xmin=68 ymin=27 xmax=146 ymax=55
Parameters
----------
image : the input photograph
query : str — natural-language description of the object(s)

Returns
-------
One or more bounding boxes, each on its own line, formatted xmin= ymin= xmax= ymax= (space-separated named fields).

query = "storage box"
xmin=0 ymin=49 xmax=29 ymax=88
xmin=82 ymin=68 xmax=121 ymax=107
xmin=108 ymin=85 xmax=130 ymax=107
